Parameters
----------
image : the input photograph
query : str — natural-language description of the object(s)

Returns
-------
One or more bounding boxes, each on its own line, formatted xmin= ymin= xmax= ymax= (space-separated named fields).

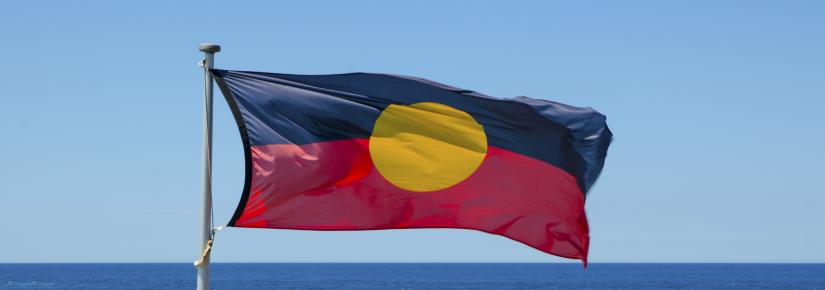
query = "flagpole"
xmin=197 ymin=43 xmax=220 ymax=290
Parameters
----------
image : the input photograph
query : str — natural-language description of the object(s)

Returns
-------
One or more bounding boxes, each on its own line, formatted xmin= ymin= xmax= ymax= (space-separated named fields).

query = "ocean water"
xmin=0 ymin=263 xmax=823 ymax=289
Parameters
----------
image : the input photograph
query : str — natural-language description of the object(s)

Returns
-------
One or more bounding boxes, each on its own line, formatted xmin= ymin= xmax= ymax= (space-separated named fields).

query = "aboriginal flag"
xmin=213 ymin=69 xmax=612 ymax=264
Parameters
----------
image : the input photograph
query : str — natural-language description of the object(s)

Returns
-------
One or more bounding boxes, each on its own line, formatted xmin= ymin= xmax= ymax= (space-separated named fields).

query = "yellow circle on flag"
xmin=369 ymin=102 xmax=488 ymax=192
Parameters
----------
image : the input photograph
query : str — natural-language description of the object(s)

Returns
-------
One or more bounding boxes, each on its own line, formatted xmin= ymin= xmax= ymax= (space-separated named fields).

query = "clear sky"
xmin=1 ymin=1 xmax=823 ymax=263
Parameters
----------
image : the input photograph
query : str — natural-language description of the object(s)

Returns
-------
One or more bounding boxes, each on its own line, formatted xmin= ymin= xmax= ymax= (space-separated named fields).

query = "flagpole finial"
xmin=199 ymin=43 xmax=221 ymax=54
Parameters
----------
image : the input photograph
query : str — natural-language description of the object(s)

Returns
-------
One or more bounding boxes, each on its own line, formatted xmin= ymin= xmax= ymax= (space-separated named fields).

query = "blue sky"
xmin=1 ymin=1 xmax=823 ymax=263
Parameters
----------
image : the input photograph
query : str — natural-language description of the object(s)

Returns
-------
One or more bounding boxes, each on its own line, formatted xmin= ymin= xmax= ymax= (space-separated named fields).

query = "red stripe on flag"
xmin=233 ymin=139 xmax=589 ymax=262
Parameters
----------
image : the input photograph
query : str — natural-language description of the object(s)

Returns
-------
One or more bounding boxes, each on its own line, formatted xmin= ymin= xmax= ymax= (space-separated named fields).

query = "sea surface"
xmin=1 ymin=263 xmax=823 ymax=289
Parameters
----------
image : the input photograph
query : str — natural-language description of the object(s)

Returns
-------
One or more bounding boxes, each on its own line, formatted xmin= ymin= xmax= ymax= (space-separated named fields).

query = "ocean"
xmin=1 ymin=263 xmax=823 ymax=289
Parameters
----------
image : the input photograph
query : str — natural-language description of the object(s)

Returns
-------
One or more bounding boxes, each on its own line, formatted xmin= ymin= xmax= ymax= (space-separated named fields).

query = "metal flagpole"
xmin=197 ymin=43 xmax=220 ymax=290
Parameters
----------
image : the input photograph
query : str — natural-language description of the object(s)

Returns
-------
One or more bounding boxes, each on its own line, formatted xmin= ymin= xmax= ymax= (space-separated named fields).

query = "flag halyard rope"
xmin=194 ymin=225 xmax=225 ymax=268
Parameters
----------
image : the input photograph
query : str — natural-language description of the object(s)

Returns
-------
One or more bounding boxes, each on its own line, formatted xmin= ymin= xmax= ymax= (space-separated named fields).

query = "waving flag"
xmin=213 ymin=69 xmax=611 ymax=264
